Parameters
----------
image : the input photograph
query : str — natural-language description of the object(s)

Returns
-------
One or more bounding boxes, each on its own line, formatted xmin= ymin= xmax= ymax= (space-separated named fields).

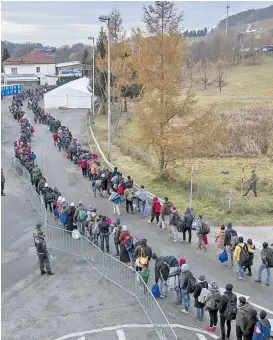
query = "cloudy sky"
xmin=1 ymin=1 xmax=272 ymax=47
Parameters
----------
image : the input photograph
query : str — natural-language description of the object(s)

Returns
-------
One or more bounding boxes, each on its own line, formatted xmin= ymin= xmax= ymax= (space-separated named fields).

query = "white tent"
xmin=44 ymin=77 xmax=92 ymax=109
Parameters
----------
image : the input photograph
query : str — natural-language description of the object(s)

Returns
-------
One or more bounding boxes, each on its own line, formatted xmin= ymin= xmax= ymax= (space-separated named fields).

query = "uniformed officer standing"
xmin=34 ymin=231 xmax=55 ymax=275
xmin=1 ymin=168 xmax=6 ymax=196
xmin=243 ymin=169 xmax=258 ymax=197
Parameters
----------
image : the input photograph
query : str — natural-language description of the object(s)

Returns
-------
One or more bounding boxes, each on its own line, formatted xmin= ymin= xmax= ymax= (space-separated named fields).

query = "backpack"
xmin=265 ymin=248 xmax=273 ymax=268
xmin=126 ymin=189 xmax=133 ymax=201
xmin=230 ymin=232 xmax=239 ymax=248
xmin=79 ymin=209 xmax=87 ymax=222
xmin=177 ymin=218 xmax=186 ymax=232
xmin=187 ymin=275 xmax=197 ymax=294
xmin=165 ymin=255 xmax=179 ymax=268
xmin=60 ymin=210 xmax=68 ymax=225
xmin=154 ymin=201 xmax=161 ymax=213
xmin=255 ymin=321 xmax=271 ymax=339
xmin=125 ymin=237 xmax=133 ymax=251
xmin=198 ymin=286 xmax=209 ymax=303
xmin=201 ymin=222 xmax=210 ymax=235
xmin=224 ymin=294 xmax=237 ymax=320
xmin=111 ymin=175 xmax=119 ymax=183
xmin=210 ymin=292 xmax=222 ymax=310
xmin=239 ymin=243 xmax=250 ymax=266
xmin=92 ymin=223 xmax=100 ymax=235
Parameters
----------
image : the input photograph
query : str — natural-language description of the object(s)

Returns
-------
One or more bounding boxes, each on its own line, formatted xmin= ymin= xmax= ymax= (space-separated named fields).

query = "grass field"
xmin=89 ymin=58 xmax=273 ymax=226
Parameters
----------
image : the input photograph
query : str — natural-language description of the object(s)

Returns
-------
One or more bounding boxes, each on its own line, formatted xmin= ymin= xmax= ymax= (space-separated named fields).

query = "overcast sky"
xmin=1 ymin=1 xmax=272 ymax=47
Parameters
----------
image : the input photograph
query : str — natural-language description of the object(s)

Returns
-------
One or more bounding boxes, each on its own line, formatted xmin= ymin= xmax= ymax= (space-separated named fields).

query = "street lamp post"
xmin=99 ymin=15 xmax=111 ymax=161
xmin=88 ymin=36 xmax=95 ymax=118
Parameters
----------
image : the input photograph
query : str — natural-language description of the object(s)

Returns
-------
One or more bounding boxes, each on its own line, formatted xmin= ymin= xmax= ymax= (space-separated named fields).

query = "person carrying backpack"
xmin=134 ymin=239 xmax=152 ymax=271
xmin=194 ymin=275 xmax=209 ymax=322
xmin=124 ymin=187 xmax=134 ymax=214
xmin=205 ymin=281 xmax=222 ymax=332
xmin=196 ymin=216 xmax=208 ymax=252
xmin=252 ymin=310 xmax=272 ymax=340
xmin=224 ymin=223 xmax=238 ymax=268
xmin=112 ymin=218 xmax=121 ymax=256
xmin=152 ymin=253 xmax=170 ymax=299
xmin=179 ymin=263 xmax=196 ymax=314
xmin=149 ymin=196 xmax=161 ymax=225
xmin=236 ymin=296 xmax=255 ymax=340
xmin=233 ymin=236 xmax=249 ymax=280
xmin=255 ymin=242 xmax=273 ymax=286
xmin=182 ymin=208 xmax=194 ymax=244
xmin=219 ymin=283 xmax=237 ymax=340
xmin=243 ymin=239 xmax=255 ymax=276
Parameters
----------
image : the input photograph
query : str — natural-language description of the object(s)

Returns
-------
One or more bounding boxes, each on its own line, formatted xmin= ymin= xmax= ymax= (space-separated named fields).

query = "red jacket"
xmin=80 ymin=159 xmax=87 ymax=169
xmin=120 ymin=231 xmax=130 ymax=245
xmin=53 ymin=134 xmax=58 ymax=140
xmin=117 ymin=185 xmax=124 ymax=195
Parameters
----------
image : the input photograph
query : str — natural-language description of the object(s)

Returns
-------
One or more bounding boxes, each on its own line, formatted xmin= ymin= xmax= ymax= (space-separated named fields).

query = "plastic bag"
xmin=152 ymin=283 xmax=161 ymax=297
xmin=219 ymin=249 xmax=228 ymax=263
xmin=159 ymin=219 xmax=166 ymax=230
xmin=72 ymin=229 xmax=81 ymax=240
xmin=143 ymin=204 xmax=150 ymax=217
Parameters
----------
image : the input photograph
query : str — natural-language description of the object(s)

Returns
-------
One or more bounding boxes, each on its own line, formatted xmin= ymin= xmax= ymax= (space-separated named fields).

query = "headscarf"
xmin=122 ymin=225 xmax=128 ymax=232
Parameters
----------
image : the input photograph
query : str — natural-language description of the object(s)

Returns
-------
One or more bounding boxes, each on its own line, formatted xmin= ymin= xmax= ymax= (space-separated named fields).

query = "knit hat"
xmin=61 ymin=197 xmax=66 ymax=202
xmin=226 ymin=222 xmax=232 ymax=229
xmin=239 ymin=296 xmax=246 ymax=304
xmin=181 ymin=264 xmax=188 ymax=272
xmin=122 ymin=225 xmax=128 ymax=232
xmin=152 ymin=253 xmax=157 ymax=260
xmin=179 ymin=258 xmax=186 ymax=266
xmin=198 ymin=275 xmax=206 ymax=282
xmin=58 ymin=196 xmax=62 ymax=202
xmin=70 ymin=202 xmax=75 ymax=207
xmin=36 ymin=223 xmax=42 ymax=230
xmin=116 ymin=218 xmax=121 ymax=225
xmin=260 ymin=310 xmax=267 ymax=319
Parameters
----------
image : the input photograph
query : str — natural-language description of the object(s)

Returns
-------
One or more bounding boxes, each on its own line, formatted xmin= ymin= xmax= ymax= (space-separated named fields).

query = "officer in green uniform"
xmin=34 ymin=231 xmax=54 ymax=276
xmin=243 ymin=170 xmax=258 ymax=197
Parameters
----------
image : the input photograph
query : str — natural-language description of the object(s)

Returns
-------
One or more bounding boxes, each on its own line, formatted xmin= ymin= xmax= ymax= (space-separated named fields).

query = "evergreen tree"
xmin=2 ymin=47 xmax=10 ymax=62
xmin=109 ymin=8 xmax=123 ymax=43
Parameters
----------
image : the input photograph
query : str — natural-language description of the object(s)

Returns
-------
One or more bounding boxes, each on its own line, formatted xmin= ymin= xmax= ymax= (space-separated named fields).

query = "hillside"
xmin=218 ymin=4 xmax=273 ymax=31
xmin=1 ymin=41 xmax=90 ymax=63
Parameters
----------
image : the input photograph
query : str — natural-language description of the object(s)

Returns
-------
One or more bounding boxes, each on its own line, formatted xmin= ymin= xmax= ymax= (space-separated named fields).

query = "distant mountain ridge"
xmin=1 ymin=41 xmax=89 ymax=63
xmin=218 ymin=4 xmax=273 ymax=30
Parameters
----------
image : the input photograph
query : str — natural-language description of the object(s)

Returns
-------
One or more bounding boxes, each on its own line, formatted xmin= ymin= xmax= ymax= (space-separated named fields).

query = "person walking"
xmin=112 ymin=218 xmax=121 ymax=256
xmin=111 ymin=192 xmax=122 ymax=216
xmin=119 ymin=225 xmax=131 ymax=264
xmin=224 ymin=223 xmax=238 ymax=269
xmin=205 ymin=281 xmax=222 ymax=332
xmin=124 ymin=186 xmax=134 ymax=214
xmin=66 ymin=202 xmax=76 ymax=232
xmin=233 ymin=237 xmax=249 ymax=280
xmin=243 ymin=239 xmax=255 ymax=276
xmin=252 ymin=310 xmax=272 ymax=340
xmin=34 ymin=231 xmax=55 ymax=275
xmin=182 ymin=208 xmax=193 ymax=244
xmin=215 ymin=225 xmax=226 ymax=255
xmin=179 ymin=263 xmax=195 ymax=314
xmin=80 ymin=157 xmax=87 ymax=177
xmin=243 ymin=309 xmax=257 ymax=340
xmin=149 ymin=196 xmax=161 ymax=225
xmin=236 ymin=296 xmax=255 ymax=340
xmin=243 ymin=169 xmax=258 ymax=197
xmin=135 ymin=185 xmax=149 ymax=218
xmin=161 ymin=197 xmax=173 ymax=231
xmin=194 ymin=275 xmax=209 ymax=322
xmin=219 ymin=283 xmax=237 ymax=340
xmin=196 ymin=216 xmax=207 ymax=251
xmin=134 ymin=239 xmax=152 ymax=272
xmin=2 ymin=168 xmax=6 ymax=196
xmin=152 ymin=253 xmax=170 ymax=299
xmin=98 ymin=216 xmax=110 ymax=253
xmin=255 ymin=242 xmax=273 ymax=286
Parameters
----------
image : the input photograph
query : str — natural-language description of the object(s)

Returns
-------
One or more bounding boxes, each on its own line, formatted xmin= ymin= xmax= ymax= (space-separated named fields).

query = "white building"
xmin=3 ymin=51 xmax=58 ymax=87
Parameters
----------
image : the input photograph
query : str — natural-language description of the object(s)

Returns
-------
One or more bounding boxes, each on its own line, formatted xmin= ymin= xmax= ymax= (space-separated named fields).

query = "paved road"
xmin=1 ymin=97 xmax=272 ymax=340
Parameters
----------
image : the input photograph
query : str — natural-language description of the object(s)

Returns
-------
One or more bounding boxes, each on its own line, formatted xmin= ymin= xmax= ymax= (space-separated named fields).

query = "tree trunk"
xmin=124 ymin=97 xmax=127 ymax=113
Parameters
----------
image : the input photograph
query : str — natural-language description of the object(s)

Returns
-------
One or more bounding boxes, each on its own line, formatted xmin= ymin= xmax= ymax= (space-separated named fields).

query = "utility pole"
xmin=226 ymin=4 xmax=230 ymax=35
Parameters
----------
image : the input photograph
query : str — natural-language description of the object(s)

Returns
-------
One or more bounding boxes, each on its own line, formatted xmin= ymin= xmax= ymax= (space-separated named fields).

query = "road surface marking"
xmin=116 ymin=329 xmax=126 ymax=340
xmin=53 ymin=323 xmax=219 ymax=340
xmin=197 ymin=334 xmax=208 ymax=340
xmin=78 ymin=337 xmax=85 ymax=340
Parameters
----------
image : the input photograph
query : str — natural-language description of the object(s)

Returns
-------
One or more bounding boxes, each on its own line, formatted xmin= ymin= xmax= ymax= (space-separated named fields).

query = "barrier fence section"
xmin=1 ymin=147 xmax=177 ymax=340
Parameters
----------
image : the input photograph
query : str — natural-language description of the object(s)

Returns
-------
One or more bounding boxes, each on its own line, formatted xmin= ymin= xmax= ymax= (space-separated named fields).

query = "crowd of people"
xmin=8 ymin=92 xmax=273 ymax=340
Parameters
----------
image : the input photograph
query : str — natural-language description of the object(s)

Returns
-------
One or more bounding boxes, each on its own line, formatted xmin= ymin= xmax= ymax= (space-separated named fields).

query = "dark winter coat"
xmin=183 ymin=208 xmax=193 ymax=230
xmin=134 ymin=239 xmax=152 ymax=261
xmin=219 ymin=291 xmax=237 ymax=315
xmin=67 ymin=206 xmax=76 ymax=232
xmin=98 ymin=221 xmax=110 ymax=234
xmin=193 ymin=281 xmax=209 ymax=308
xmin=154 ymin=257 xmax=170 ymax=283
xmin=243 ymin=310 xmax=257 ymax=340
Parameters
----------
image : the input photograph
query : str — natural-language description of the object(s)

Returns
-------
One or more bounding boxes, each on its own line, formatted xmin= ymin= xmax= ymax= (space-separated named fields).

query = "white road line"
xmin=78 ymin=337 xmax=85 ymax=340
xmin=197 ymin=334 xmax=208 ymax=340
xmin=53 ymin=324 xmax=219 ymax=340
xmin=116 ymin=329 xmax=126 ymax=340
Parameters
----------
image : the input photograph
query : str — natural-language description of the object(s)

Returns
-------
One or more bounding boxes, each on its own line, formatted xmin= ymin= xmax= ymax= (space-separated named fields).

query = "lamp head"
xmin=99 ymin=15 xmax=110 ymax=22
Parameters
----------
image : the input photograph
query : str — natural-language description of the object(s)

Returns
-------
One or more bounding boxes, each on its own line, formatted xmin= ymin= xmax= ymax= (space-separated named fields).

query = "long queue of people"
xmin=12 ymin=94 xmax=272 ymax=340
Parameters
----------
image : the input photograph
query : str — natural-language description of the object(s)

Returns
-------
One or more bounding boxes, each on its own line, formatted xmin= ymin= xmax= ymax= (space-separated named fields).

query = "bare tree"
xmin=199 ymin=58 xmax=211 ymax=90
xmin=109 ymin=8 xmax=123 ymax=43
xmin=213 ymin=60 xmax=230 ymax=92
xmin=143 ymin=1 xmax=184 ymax=35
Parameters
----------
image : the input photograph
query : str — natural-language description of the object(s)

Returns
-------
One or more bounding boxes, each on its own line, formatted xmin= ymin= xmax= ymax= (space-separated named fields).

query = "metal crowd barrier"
xmin=1 ymin=147 xmax=177 ymax=340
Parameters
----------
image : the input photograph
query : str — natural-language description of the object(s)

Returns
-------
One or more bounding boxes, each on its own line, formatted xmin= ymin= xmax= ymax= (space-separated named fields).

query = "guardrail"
xmin=87 ymin=116 xmax=164 ymax=204
xmin=1 ymin=147 xmax=177 ymax=340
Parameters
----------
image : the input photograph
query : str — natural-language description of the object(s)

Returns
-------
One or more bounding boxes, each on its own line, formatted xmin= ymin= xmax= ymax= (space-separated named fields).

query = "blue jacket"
xmin=252 ymin=319 xmax=271 ymax=340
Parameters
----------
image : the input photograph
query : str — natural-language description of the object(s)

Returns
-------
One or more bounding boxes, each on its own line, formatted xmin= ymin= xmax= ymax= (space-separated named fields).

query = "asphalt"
xmin=1 ymin=96 xmax=273 ymax=340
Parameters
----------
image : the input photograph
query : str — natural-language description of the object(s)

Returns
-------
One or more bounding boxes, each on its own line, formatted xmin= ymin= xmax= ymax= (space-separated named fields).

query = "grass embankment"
xmin=88 ymin=59 xmax=273 ymax=226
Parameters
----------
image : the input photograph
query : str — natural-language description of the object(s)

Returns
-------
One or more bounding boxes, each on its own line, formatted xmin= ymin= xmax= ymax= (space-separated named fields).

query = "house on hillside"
xmin=246 ymin=24 xmax=257 ymax=33
xmin=3 ymin=51 xmax=58 ymax=87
